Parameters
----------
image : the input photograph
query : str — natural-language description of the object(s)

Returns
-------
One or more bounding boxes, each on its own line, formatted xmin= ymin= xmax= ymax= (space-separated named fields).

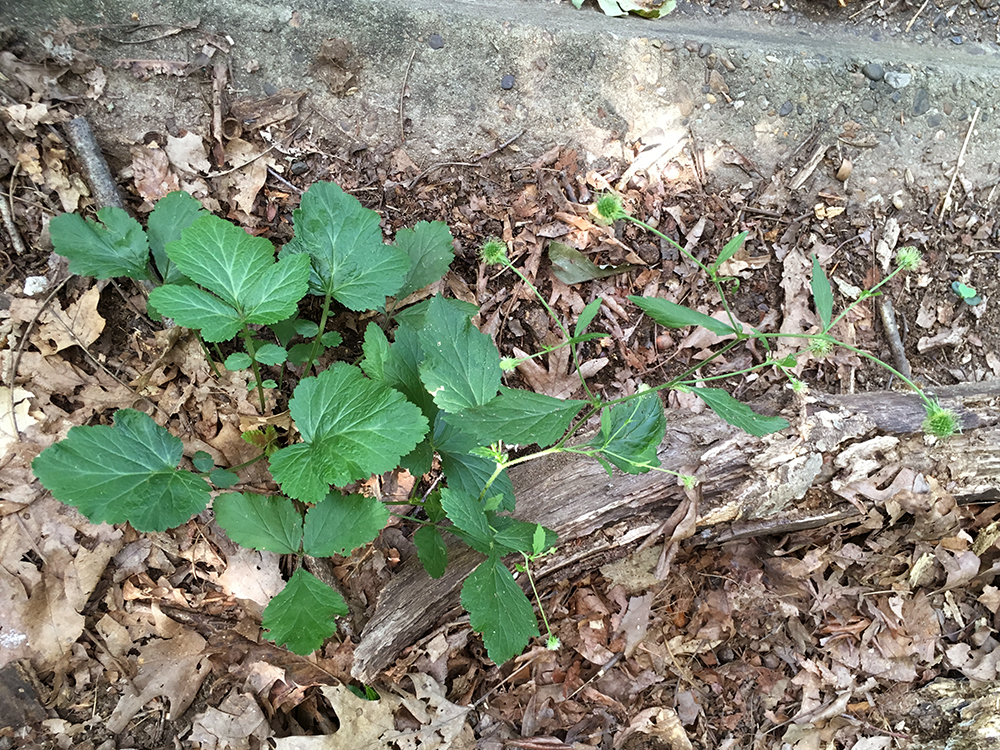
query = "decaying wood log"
xmin=352 ymin=382 xmax=1000 ymax=681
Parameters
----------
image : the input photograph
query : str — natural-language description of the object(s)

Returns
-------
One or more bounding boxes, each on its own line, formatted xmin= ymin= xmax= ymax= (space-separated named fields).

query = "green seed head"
xmin=895 ymin=246 xmax=922 ymax=272
xmin=480 ymin=237 xmax=508 ymax=266
xmin=922 ymin=404 xmax=959 ymax=438
xmin=809 ymin=338 xmax=834 ymax=357
xmin=594 ymin=193 xmax=628 ymax=224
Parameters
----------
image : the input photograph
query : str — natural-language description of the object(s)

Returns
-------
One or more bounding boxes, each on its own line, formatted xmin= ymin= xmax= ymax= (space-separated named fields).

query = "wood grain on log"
xmin=352 ymin=382 xmax=1000 ymax=681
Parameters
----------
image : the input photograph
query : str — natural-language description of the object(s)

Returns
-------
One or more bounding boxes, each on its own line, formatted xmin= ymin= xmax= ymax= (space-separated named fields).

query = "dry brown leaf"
xmin=2 ymin=102 xmax=67 ymax=138
xmin=218 ymin=137 xmax=270 ymax=216
xmin=131 ymin=142 xmax=179 ymax=202
xmin=513 ymin=342 xmax=607 ymax=400
xmin=29 ymin=286 xmax=106 ymax=356
xmin=107 ymin=628 xmax=211 ymax=732
xmin=166 ymin=131 xmax=211 ymax=175
xmin=188 ymin=688 xmax=272 ymax=750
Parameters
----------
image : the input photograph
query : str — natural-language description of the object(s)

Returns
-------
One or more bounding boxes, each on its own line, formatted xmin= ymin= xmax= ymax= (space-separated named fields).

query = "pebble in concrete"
xmin=913 ymin=88 xmax=931 ymax=115
xmin=501 ymin=74 xmax=515 ymax=90
xmin=429 ymin=33 xmax=444 ymax=49
xmin=779 ymin=100 xmax=794 ymax=116
xmin=862 ymin=62 xmax=884 ymax=81
xmin=884 ymin=71 xmax=912 ymax=89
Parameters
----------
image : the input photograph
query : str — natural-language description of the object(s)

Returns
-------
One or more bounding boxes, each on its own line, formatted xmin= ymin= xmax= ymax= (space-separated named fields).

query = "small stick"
xmin=266 ymin=166 xmax=303 ymax=194
xmin=63 ymin=117 xmax=125 ymax=210
xmin=0 ymin=177 xmax=28 ymax=257
xmin=211 ymin=59 xmax=228 ymax=166
xmin=399 ymin=49 xmax=416 ymax=144
xmin=938 ymin=106 xmax=980 ymax=222
xmin=877 ymin=296 xmax=913 ymax=381
xmin=905 ymin=0 xmax=930 ymax=32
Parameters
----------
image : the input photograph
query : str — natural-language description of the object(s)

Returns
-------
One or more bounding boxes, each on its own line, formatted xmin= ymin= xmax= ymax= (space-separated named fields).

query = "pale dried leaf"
xmin=189 ymin=688 xmax=273 ymax=750
xmin=131 ymin=143 xmax=179 ymax=202
xmin=32 ymin=286 xmax=106 ymax=356
xmin=166 ymin=131 xmax=211 ymax=175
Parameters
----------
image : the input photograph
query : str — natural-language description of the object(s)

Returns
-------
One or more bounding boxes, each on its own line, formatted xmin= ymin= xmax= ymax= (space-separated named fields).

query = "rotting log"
xmin=352 ymin=382 xmax=1000 ymax=681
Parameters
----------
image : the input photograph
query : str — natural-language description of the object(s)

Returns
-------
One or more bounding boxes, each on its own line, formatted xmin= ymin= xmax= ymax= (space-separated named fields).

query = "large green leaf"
xmin=146 ymin=191 xmax=205 ymax=284
xmin=32 ymin=409 xmax=210 ymax=532
xmin=492 ymin=518 xmax=558 ymax=556
xmin=269 ymin=363 xmax=428 ymax=503
xmin=394 ymin=220 xmax=455 ymax=299
xmin=434 ymin=414 xmax=515 ymax=512
xmin=148 ymin=214 xmax=310 ymax=341
xmin=684 ymin=386 xmax=789 ymax=437
xmin=281 ymin=181 xmax=410 ymax=309
xmin=449 ymin=387 xmax=585 ymax=447
xmin=810 ymin=254 xmax=833 ymax=331
xmin=587 ymin=391 xmax=666 ymax=475
xmin=49 ymin=207 xmax=151 ymax=281
xmin=629 ymin=295 xmax=736 ymax=337
xmin=418 ymin=295 xmax=501 ymax=413
xmin=414 ymin=525 xmax=448 ymax=579
xmin=213 ymin=493 xmax=302 ymax=554
xmin=461 ymin=556 xmax=538 ymax=665
xmin=261 ymin=568 xmax=348 ymax=654
xmin=302 ymin=493 xmax=389 ymax=557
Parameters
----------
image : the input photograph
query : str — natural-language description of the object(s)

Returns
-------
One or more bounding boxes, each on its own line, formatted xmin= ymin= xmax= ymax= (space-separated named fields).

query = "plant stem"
xmin=240 ymin=327 xmax=267 ymax=412
xmin=521 ymin=553 xmax=556 ymax=644
xmin=301 ymin=292 xmax=333 ymax=380
xmin=196 ymin=337 xmax=223 ymax=378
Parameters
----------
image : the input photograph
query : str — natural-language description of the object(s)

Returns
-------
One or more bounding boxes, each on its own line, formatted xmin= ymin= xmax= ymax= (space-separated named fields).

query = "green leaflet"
xmin=711 ymin=231 xmax=748 ymax=275
xmin=147 ymin=214 xmax=311 ymax=342
xmin=448 ymin=387 xmax=585 ymax=447
xmin=393 ymin=220 xmax=455 ymax=299
xmin=214 ymin=492 xmax=303 ymax=554
xmin=261 ymin=568 xmax=348 ymax=654
xmin=281 ymin=181 xmax=410 ymax=310
xmin=461 ymin=556 xmax=539 ymax=665
xmin=269 ymin=363 xmax=428 ymax=503
xmin=414 ymin=525 xmax=448 ymax=579
xmin=49 ymin=207 xmax=151 ymax=281
xmin=146 ymin=190 xmax=205 ymax=284
xmin=32 ymin=409 xmax=210 ymax=532
xmin=302 ymin=493 xmax=389 ymax=558
xmin=629 ymin=295 xmax=737 ymax=337
xmin=588 ymin=390 xmax=666 ymax=475
xmin=810 ymin=254 xmax=833 ymax=331
xmin=682 ymin=386 xmax=789 ymax=437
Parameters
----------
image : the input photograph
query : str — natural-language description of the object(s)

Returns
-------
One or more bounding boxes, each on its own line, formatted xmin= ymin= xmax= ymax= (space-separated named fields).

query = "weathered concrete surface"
xmin=5 ymin=0 xmax=999 ymax=210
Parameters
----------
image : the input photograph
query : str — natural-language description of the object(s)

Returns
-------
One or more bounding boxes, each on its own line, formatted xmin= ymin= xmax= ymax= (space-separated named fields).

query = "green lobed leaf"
xmin=711 ymin=231 xmax=748 ymax=275
xmin=440 ymin=487 xmax=494 ymax=555
xmin=254 ymin=343 xmax=287 ymax=366
xmin=261 ymin=568 xmax=348 ymax=654
xmin=810 ymin=254 xmax=833 ymax=331
xmin=268 ymin=363 xmax=428 ymax=503
xmin=214 ymin=492 xmax=303 ymax=554
xmin=394 ymin=220 xmax=456 ymax=299
xmin=302 ymin=493 xmax=389 ymax=557
xmin=588 ymin=390 xmax=666 ymax=474
xmin=192 ymin=450 xmax=214 ymax=473
xmin=491 ymin=517 xmax=558 ymax=556
xmin=384 ymin=323 xmax=437 ymax=422
xmin=320 ymin=331 xmax=342 ymax=347
xmin=413 ymin=525 xmax=448 ymax=579
xmin=683 ymin=386 xmax=789 ymax=437
xmin=287 ymin=343 xmax=314 ymax=366
xmin=147 ymin=191 xmax=205 ymax=284
xmin=32 ymin=409 xmax=210 ymax=532
xmin=281 ymin=181 xmax=410 ymax=309
xmin=209 ymin=469 xmax=239 ymax=488
xmin=434 ymin=415 xmax=515 ymax=512
xmin=575 ymin=297 xmax=604 ymax=338
xmin=449 ymin=387 xmax=585 ymax=447
xmin=629 ymin=295 xmax=736 ymax=337
xmin=418 ymin=295 xmax=501 ymax=413
xmin=148 ymin=214 xmax=310 ymax=340
xmin=360 ymin=322 xmax=390 ymax=381
xmin=461 ymin=556 xmax=539 ymax=665
xmin=49 ymin=208 xmax=151 ymax=281
xmin=225 ymin=352 xmax=253 ymax=371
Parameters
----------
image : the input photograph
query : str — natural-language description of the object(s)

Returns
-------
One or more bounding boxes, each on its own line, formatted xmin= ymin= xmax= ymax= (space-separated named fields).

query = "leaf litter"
xmin=2 ymin=17 xmax=1000 ymax=750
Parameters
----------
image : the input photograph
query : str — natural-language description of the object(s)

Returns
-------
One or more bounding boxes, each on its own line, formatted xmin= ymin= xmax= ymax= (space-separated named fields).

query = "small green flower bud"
xmin=809 ymin=337 xmax=834 ymax=357
xmin=500 ymin=357 xmax=521 ymax=371
xmin=480 ymin=237 xmax=508 ymax=266
xmin=895 ymin=246 xmax=922 ymax=272
xmin=546 ymin=635 xmax=561 ymax=650
xmin=922 ymin=403 xmax=959 ymax=438
xmin=594 ymin=193 xmax=628 ymax=224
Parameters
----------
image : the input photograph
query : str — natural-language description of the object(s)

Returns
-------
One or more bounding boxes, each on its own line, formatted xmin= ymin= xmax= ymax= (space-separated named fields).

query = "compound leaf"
xmin=810 ymin=254 xmax=833 ymax=331
xmin=449 ymin=387 xmax=585 ymax=447
xmin=32 ymin=408 xmax=209 ymax=532
xmin=269 ymin=363 xmax=428 ymax=503
xmin=261 ymin=568 xmax=348 ymax=654
xmin=302 ymin=493 xmax=389 ymax=557
xmin=628 ymin=295 xmax=736 ymax=337
xmin=214 ymin=492 xmax=302 ymax=554
xmin=281 ymin=181 xmax=410 ymax=310
xmin=461 ymin=556 xmax=538 ymax=665
xmin=49 ymin=207 xmax=151 ymax=281
xmin=147 ymin=191 xmax=205 ymax=284
xmin=149 ymin=214 xmax=310 ymax=339
xmin=588 ymin=390 xmax=666 ymax=475
xmin=418 ymin=295 xmax=501 ymax=413
xmin=394 ymin=220 xmax=455 ymax=299
xmin=684 ymin=386 xmax=789 ymax=437
xmin=414 ymin=525 xmax=448 ymax=578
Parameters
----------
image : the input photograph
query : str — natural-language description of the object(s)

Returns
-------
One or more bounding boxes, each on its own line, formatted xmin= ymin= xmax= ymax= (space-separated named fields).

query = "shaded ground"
xmin=2 ymin=1 xmax=1000 ymax=749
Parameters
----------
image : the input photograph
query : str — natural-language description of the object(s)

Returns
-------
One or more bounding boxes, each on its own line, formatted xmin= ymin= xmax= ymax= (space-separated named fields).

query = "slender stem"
xmin=196 ymin=337 xmax=222 ymax=378
xmin=521 ymin=553 xmax=555 ymax=643
xmin=240 ymin=327 xmax=267 ymax=412
xmin=301 ymin=292 xmax=333 ymax=380
xmin=225 ymin=452 xmax=269 ymax=473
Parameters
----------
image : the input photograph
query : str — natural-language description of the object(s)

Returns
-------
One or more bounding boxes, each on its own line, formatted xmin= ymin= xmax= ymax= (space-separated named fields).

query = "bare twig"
xmin=266 ymin=166 xmax=303 ymax=194
xmin=0 ymin=176 xmax=28 ymax=257
xmin=938 ymin=107 xmax=980 ymax=222
xmin=877 ymin=296 xmax=913 ymax=381
xmin=905 ymin=0 xmax=930 ymax=32
xmin=399 ymin=49 xmax=416 ymax=144
xmin=63 ymin=117 xmax=125 ymax=210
